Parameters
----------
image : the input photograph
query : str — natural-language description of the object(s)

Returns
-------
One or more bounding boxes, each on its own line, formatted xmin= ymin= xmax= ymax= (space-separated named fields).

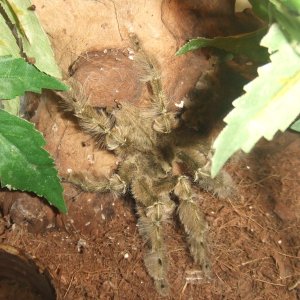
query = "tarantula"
xmin=59 ymin=34 xmax=234 ymax=295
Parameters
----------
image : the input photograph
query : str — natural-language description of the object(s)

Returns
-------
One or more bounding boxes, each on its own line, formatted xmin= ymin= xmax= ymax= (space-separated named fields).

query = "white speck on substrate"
xmin=278 ymin=240 xmax=282 ymax=244
xmin=124 ymin=253 xmax=129 ymax=259
xmin=246 ymin=166 xmax=251 ymax=169
xmin=101 ymin=214 xmax=106 ymax=220
xmin=67 ymin=168 xmax=73 ymax=174
xmin=77 ymin=238 xmax=87 ymax=252
xmin=85 ymin=221 xmax=91 ymax=226
xmin=51 ymin=123 xmax=58 ymax=132
xmin=103 ymin=49 xmax=108 ymax=54
xmin=175 ymin=100 xmax=184 ymax=108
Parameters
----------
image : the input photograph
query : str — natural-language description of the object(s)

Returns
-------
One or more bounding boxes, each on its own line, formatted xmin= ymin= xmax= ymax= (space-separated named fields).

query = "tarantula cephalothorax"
xmin=59 ymin=34 xmax=234 ymax=295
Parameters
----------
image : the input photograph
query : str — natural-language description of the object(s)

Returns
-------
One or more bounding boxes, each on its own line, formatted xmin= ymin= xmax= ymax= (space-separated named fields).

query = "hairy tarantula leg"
xmin=129 ymin=33 xmax=178 ymax=134
xmin=66 ymin=173 xmax=127 ymax=196
xmin=132 ymin=176 xmax=175 ymax=295
xmin=174 ymin=176 xmax=211 ymax=277
xmin=194 ymin=157 xmax=235 ymax=200
xmin=58 ymin=79 xmax=127 ymax=149
xmin=136 ymin=205 xmax=169 ymax=295
xmin=176 ymin=148 xmax=235 ymax=199
xmin=136 ymin=195 xmax=175 ymax=296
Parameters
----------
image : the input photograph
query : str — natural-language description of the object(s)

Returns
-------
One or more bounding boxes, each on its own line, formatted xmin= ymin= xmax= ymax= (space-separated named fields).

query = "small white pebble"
xmin=85 ymin=221 xmax=91 ymax=226
xmin=175 ymin=100 xmax=184 ymax=108
xmin=124 ymin=253 xmax=129 ymax=259
xmin=246 ymin=165 xmax=251 ymax=169
xmin=103 ymin=49 xmax=108 ymax=54
xmin=211 ymin=211 xmax=215 ymax=215
xmin=67 ymin=168 xmax=73 ymax=174
xmin=112 ymin=202 xmax=115 ymax=206
xmin=128 ymin=55 xmax=134 ymax=60
xmin=101 ymin=214 xmax=106 ymax=220
xmin=249 ymin=206 xmax=253 ymax=210
xmin=77 ymin=239 xmax=87 ymax=253
xmin=51 ymin=123 xmax=58 ymax=132
xmin=278 ymin=240 xmax=282 ymax=244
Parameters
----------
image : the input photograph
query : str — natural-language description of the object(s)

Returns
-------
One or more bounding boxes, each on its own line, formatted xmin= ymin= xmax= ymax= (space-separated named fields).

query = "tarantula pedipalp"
xmin=59 ymin=34 xmax=234 ymax=295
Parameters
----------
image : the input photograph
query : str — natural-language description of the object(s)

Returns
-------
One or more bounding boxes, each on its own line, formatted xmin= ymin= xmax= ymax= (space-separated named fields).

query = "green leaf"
xmin=176 ymin=27 xmax=269 ymax=63
xmin=211 ymin=24 xmax=300 ymax=177
xmin=291 ymin=119 xmax=300 ymax=132
xmin=0 ymin=109 xmax=67 ymax=212
xmin=269 ymin=1 xmax=300 ymax=43
xmin=0 ymin=97 xmax=20 ymax=115
xmin=0 ymin=56 xmax=68 ymax=99
xmin=250 ymin=1 xmax=300 ymax=43
xmin=249 ymin=0 xmax=270 ymax=21
xmin=280 ymin=0 xmax=300 ymax=15
xmin=1 ymin=0 xmax=62 ymax=78
xmin=0 ymin=14 xmax=20 ymax=57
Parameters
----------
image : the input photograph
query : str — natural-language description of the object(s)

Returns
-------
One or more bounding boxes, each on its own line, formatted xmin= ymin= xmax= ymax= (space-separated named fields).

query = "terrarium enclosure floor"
xmin=0 ymin=132 xmax=300 ymax=299
xmin=1 ymin=0 xmax=300 ymax=299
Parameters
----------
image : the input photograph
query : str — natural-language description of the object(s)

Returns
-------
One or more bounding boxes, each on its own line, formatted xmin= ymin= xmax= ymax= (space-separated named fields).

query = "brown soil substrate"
xmin=0 ymin=132 xmax=300 ymax=299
